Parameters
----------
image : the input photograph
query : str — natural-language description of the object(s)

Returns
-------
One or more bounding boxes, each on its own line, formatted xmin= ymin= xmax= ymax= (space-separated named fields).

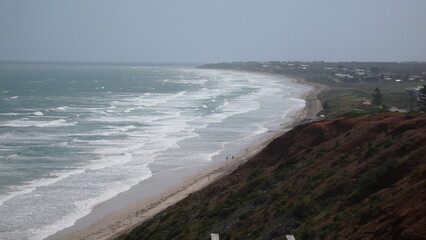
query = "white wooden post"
xmin=286 ymin=235 xmax=296 ymax=240
xmin=211 ymin=233 xmax=220 ymax=240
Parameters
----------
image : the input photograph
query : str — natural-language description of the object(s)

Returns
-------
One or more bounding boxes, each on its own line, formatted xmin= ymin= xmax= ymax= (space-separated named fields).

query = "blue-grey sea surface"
xmin=0 ymin=63 xmax=309 ymax=240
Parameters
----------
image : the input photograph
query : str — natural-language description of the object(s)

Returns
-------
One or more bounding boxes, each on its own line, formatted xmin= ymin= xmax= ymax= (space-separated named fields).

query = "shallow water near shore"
xmin=0 ymin=62 xmax=309 ymax=240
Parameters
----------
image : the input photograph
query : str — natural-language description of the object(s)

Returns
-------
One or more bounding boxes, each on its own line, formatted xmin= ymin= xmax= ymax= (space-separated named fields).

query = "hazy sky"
xmin=1 ymin=0 xmax=426 ymax=63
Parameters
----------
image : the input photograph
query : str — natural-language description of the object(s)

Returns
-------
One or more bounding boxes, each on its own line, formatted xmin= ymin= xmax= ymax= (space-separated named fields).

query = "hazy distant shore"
xmin=49 ymin=72 xmax=326 ymax=240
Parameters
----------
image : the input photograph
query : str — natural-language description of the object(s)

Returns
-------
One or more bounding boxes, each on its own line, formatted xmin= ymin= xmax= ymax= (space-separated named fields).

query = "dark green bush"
xmin=248 ymin=168 xmax=265 ymax=180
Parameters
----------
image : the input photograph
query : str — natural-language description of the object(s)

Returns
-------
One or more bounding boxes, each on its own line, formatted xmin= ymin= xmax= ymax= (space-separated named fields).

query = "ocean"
xmin=0 ymin=62 xmax=309 ymax=240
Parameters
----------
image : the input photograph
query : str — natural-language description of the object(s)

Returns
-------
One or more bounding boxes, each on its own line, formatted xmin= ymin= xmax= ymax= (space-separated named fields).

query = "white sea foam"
xmin=0 ymin=168 xmax=86 ymax=208
xmin=0 ymin=113 xmax=21 ymax=116
xmin=56 ymin=142 xmax=69 ymax=147
xmin=288 ymin=97 xmax=306 ymax=104
xmin=173 ymin=79 xmax=208 ymax=85
xmin=2 ymin=160 xmax=153 ymax=240
xmin=87 ymin=115 xmax=144 ymax=123
xmin=0 ymin=150 xmax=139 ymax=208
xmin=54 ymin=106 xmax=68 ymax=111
xmin=281 ymin=109 xmax=292 ymax=119
xmin=7 ymin=153 xmax=19 ymax=158
xmin=124 ymin=107 xmax=136 ymax=113
xmin=29 ymin=165 xmax=153 ymax=240
xmin=105 ymin=125 xmax=137 ymax=132
xmin=32 ymin=111 xmax=44 ymax=116
xmin=0 ymin=119 xmax=75 ymax=128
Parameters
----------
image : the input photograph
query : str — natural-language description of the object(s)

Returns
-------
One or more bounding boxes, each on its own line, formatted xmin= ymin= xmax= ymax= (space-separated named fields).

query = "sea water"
xmin=0 ymin=62 xmax=309 ymax=240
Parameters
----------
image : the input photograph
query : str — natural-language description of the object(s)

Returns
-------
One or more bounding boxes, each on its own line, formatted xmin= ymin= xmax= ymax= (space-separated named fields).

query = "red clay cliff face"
xmin=119 ymin=113 xmax=426 ymax=240
xmin=250 ymin=113 xmax=426 ymax=240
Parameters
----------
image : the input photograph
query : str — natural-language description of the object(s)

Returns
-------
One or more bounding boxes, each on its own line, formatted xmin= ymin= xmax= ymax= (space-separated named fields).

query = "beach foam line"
xmin=0 ymin=119 xmax=76 ymax=128
xmin=0 ymin=148 xmax=140 ymax=209
xmin=0 ymin=113 xmax=22 ymax=116
xmin=29 ymin=166 xmax=154 ymax=240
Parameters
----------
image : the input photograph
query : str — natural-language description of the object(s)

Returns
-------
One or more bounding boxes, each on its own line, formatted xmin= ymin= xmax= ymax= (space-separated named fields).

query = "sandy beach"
xmin=50 ymin=73 xmax=327 ymax=240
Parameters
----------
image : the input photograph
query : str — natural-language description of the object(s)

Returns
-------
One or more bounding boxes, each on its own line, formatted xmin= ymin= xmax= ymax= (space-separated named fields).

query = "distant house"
xmin=417 ymin=86 xmax=426 ymax=109
xmin=335 ymin=73 xmax=354 ymax=79
xmin=389 ymin=106 xmax=409 ymax=113
xmin=362 ymin=100 xmax=372 ymax=106
xmin=406 ymin=87 xmax=422 ymax=96
xmin=406 ymin=86 xmax=426 ymax=109
xmin=354 ymin=68 xmax=366 ymax=75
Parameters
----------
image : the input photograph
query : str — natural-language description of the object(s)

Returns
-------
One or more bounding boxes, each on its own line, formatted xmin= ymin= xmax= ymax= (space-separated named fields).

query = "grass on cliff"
xmin=302 ymin=75 xmax=421 ymax=118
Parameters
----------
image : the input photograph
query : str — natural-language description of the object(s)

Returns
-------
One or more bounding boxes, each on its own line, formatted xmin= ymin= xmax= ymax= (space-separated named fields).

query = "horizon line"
xmin=1 ymin=59 xmax=426 ymax=65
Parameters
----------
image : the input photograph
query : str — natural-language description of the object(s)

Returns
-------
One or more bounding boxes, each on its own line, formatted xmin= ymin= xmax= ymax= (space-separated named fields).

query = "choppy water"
xmin=0 ymin=62 xmax=309 ymax=240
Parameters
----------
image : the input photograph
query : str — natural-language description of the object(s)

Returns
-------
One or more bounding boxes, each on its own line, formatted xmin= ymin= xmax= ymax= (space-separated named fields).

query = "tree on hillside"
xmin=420 ymin=85 xmax=426 ymax=94
xmin=323 ymin=100 xmax=330 ymax=112
xmin=370 ymin=67 xmax=380 ymax=74
xmin=419 ymin=85 xmax=426 ymax=110
xmin=372 ymin=87 xmax=383 ymax=106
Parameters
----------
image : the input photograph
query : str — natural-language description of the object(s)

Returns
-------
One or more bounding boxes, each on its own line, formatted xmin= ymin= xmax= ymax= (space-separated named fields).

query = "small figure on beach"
xmin=226 ymin=157 xmax=228 ymax=160
xmin=232 ymin=156 xmax=234 ymax=159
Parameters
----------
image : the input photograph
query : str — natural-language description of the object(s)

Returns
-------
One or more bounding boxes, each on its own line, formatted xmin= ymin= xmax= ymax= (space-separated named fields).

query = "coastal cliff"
xmin=118 ymin=113 xmax=426 ymax=240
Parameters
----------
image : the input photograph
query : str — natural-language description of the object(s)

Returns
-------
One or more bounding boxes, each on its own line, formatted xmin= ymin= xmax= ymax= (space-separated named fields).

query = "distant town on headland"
xmin=199 ymin=61 xmax=426 ymax=83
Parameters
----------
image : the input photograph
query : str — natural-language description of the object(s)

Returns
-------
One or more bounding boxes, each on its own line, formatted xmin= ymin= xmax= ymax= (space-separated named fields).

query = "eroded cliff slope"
xmin=118 ymin=113 xmax=426 ymax=240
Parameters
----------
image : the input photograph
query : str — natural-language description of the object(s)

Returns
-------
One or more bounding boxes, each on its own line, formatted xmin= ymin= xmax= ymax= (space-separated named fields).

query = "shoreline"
xmin=50 ymin=73 xmax=327 ymax=240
